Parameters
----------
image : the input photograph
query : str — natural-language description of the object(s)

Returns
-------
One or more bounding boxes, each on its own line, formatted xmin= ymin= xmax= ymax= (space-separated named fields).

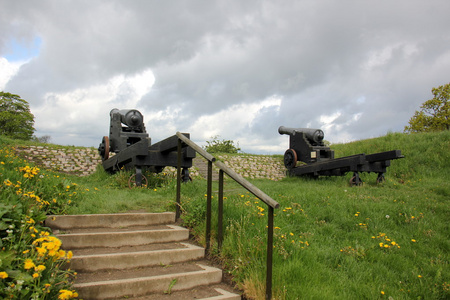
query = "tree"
xmin=0 ymin=91 xmax=35 ymax=140
xmin=404 ymin=83 xmax=450 ymax=133
xmin=32 ymin=135 xmax=51 ymax=143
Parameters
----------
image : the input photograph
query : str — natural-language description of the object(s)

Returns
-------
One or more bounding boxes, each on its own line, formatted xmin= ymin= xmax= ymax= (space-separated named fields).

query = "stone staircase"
xmin=45 ymin=212 xmax=241 ymax=300
xmin=193 ymin=157 xmax=219 ymax=181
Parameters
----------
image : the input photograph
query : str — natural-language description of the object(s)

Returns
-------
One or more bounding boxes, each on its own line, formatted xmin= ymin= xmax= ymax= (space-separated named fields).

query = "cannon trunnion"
xmin=98 ymin=109 xmax=195 ymax=187
xmin=279 ymin=126 xmax=404 ymax=185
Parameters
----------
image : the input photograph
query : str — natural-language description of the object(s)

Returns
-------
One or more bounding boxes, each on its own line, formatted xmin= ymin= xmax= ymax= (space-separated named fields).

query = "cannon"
xmin=278 ymin=126 xmax=334 ymax=168
xmin=279 ymin=126 xmax=404 ymax=185
xmin=98 ymin=109 xmax=195 ymax=187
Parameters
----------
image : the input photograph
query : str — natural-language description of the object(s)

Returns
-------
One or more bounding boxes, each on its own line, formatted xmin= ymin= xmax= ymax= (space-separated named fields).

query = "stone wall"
xmin=15 ymin=145 xmax=286 ymax=180
xmin=16 ymin=146 xmax=101 ymax=176
xmin=218 ymin=154 xmax=285 ymax=181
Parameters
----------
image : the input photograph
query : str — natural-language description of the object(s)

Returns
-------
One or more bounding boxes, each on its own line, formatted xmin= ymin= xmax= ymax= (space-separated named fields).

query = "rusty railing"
xmin=175 ymin=132 xmax=280 ymax=300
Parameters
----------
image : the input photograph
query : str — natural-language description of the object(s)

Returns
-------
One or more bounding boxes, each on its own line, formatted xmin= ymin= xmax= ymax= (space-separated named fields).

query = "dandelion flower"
xmin=35 ymin=265 xmax=46 ymax=272
xmin=0 ymin=271 xmax=8 ymax=279
xmin=58 ymin=289 xmax=79 ymax=300
xmin=24 ymin=258 xmax=36 ymax=269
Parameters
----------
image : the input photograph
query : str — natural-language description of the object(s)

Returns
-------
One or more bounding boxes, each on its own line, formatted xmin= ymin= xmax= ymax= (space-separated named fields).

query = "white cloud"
xmin=188 ymin=97 xmax=281 ymax=141
xmin=33 ymin=69 xmax=155 ymax=145
xmin=0 ymin=57 xmax=24 ymax=90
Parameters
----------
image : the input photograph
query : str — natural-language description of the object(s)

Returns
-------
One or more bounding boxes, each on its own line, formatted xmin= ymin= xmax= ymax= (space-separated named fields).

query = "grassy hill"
xmin=1 ymin=131 xmax=449 ymax=299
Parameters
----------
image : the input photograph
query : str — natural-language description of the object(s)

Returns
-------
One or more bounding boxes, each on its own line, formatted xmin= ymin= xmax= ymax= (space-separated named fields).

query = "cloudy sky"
xmin=1 ymin=1 xmax=449 ymax=154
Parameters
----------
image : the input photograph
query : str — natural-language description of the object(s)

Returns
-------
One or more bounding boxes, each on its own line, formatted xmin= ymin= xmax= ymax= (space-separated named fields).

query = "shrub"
xmin=204 ymin=135 xmax=241 ymax=153
xmin=0 ymin=144 xmax=78 ymax=299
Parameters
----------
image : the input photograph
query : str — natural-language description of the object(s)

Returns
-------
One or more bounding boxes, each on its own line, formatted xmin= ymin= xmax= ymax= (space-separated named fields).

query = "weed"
xmin=164 ymin=279 xmax=177 ymax=294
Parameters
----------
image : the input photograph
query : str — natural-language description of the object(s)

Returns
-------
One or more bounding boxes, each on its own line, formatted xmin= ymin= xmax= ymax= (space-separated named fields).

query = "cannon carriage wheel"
xmin=349 ymin=172 xmax=363 ymax=186
xmin=128 ymin=174 xmax=148 ymax=188
xmin=283 ymin=149 xmax=298 ymax=169
xmin=99 ymin=136 xmax=110 ymax=160
xmin=376 ymin=173 xmax=385 ymax=184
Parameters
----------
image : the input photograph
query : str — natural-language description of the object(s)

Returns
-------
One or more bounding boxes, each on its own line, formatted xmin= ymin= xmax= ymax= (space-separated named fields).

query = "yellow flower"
xmin=0 ymin=271 xmax=8 ymax=279
xmin=24 ymin=258 xmax=36 ymax=269
xmin=37 ymin=246 xmax=47 ymax=256
xmin=35 ymin=265 xmax=46 ymax=272
xmin=381 ymin=291 xmax=385 ymax=295
xmin=58 ymin=250 xmax=66 ymax=258
xmin=32 ymin=273 xmax=39 ymax=278
xmin=58 ymin=289 xmax=79 ymax=300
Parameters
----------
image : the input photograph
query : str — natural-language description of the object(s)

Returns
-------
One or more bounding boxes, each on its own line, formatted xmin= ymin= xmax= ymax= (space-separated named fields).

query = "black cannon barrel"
xmin=278 ymin=126 xmax=324 ymax=144
xmin=111 ymin=108 xmax=144 ymax=129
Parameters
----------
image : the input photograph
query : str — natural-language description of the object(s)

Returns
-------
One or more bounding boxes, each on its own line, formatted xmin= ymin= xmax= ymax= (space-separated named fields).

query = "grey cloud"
xmin=1 ymin=0 xmax=450 ymax=151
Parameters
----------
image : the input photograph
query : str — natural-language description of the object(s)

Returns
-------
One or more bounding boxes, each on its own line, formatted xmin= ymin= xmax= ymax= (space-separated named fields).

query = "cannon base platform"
xmin=287 ymin=150 xmax=404 ymax=185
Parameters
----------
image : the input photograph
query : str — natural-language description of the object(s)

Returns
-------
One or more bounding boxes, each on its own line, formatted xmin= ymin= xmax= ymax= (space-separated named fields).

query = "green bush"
xmin=204 ymin=135 xmax=241 ymax=153
xmin=0 ymin=144 xmax=78 ymax=299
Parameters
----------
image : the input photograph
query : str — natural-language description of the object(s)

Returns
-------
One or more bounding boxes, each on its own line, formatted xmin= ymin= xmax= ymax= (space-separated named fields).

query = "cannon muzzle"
xmin=111 ymin=108 xmax=144 ymax=130
xmin=278 ymin=126 xmax=324 ymax=144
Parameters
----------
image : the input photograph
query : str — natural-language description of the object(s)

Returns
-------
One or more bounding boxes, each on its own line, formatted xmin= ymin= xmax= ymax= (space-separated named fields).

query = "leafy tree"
xmin=404 ymin=83 xmax=450 ymax=133
xmin=0 ymin=91 xmax=35 ymax=140
xmin=204 ymin=135 xmax=241 ymax=153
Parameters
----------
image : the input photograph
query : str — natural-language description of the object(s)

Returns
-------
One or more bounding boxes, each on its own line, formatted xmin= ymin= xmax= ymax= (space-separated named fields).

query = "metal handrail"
xmin=175 ymin=132 xmax=279 ymax=300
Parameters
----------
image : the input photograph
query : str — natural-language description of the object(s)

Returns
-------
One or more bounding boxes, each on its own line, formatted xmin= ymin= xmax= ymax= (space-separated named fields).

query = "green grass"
xmin=1 ymin=131 xmax=449 ymax=299
xmin=177 ymin=131 xmax=450 ymax=299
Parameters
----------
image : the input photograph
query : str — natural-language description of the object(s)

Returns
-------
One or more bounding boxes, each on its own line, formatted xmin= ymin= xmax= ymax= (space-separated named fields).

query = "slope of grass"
xmin=1 ymin=131 xmax=449 ymax=299
xmin=179 ymin=131 xmax=449 ymax=299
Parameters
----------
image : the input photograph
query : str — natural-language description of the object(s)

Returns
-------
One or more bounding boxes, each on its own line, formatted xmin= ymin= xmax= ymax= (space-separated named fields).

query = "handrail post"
xmin=176 ymin=138 xmax=182 ymax=220
xmin=266 ymin=206 xmax=274 ymax=300
xmin=218 ymin=169 xmax=224 ymax=250
xmin=206 ymin=160 xmax=212 ymax=255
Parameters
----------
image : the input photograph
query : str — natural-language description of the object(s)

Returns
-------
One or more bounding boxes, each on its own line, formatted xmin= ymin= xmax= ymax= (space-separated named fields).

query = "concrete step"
xmin=74 ymin=263 xmax=223 ymax=300
xmin=45 ymin=212 xmax=175 ymax=230
xmin=55 ymin=225 xmax=189 ymax=249
xmin=70 ymin=242 xmax=205 ymax=272
xmin=121 ymin=286 xmax=242 ymax=300
xmin=46 ymin=213 xmax=242 ymax=299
